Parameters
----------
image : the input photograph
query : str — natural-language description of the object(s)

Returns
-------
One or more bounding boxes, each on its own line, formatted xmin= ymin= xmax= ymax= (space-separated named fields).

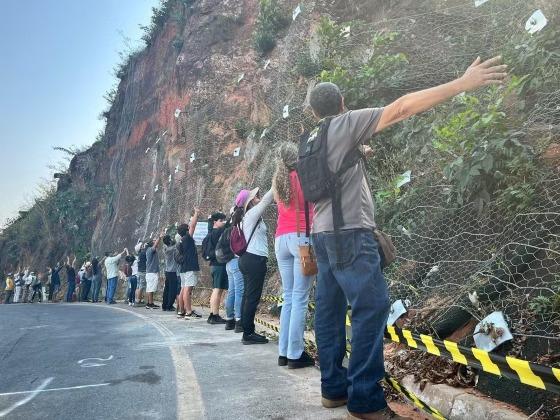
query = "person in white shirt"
xmin=104 ymin=248 xmax=127 ymax=304
xmin=233 ymin=187 xmax=274 ymax=345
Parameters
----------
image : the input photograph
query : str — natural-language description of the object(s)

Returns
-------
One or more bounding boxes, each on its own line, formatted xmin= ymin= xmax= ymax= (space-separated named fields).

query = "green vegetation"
xmin=253 ymin=0 xmax=290 ymax=56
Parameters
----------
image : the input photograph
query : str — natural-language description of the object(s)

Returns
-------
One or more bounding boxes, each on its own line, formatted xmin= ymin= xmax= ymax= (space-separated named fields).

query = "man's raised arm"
xmin=375 ymin=56 xmax=507 ymax=133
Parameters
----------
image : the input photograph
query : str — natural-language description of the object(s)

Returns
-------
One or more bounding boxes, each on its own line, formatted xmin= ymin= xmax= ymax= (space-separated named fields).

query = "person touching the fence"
xmin=104 ymin=249 xmax=127 ymax=305
xmin=135 ymin=241 xmax=147 ymax=306
xmin=222 ymin=207 xmax=244 ymax=333
xmin=176 ymin=208 xmax=202 ymax=319
xmin=233 ymin=186 xmax=274 ymax=345
xmin=3 ymin=273 xmax=15 ymax=304
xmin=205 ymin=212 xmax=229 ymax=325
xmin=65 ymin=256 xmax=77 ymax=303
xmin=302 ymin=56 xmax=507 ymax=419
xmin=90 ymin=257 xmax=102 ymax=303
xmin=272 ymin=142 xmax=315 ymax=369
xmin=48 ymin=262 xmax=63 ymax=303
xmin=13 ymin=269 xmax=23 ymax=303
xmin=145 ymin=235 xmax=162 ymax=309
xmin=162 ymin=235 xmax=179 ymax=312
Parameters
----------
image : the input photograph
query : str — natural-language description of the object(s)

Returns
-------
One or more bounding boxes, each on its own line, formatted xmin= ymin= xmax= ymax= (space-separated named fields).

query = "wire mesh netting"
xmin=135 ymin=0 xmax=559 ymax=362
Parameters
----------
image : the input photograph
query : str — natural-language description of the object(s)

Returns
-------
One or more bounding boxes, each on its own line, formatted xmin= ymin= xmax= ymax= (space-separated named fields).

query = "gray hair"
xmin=309 ymin=82 xmax=343 ymax=118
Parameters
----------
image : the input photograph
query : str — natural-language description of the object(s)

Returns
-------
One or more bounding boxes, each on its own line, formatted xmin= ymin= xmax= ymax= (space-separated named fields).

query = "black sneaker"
xmin=242 ymin=333 xmax=269 ymax=345
xmin=145 ymin=304 xmax=152 ymax=309
xmin=151 ymin=303 xmax=160 ymax=309
xmin=169 ymin=306 xmax=176 ymax=312
xmin=225 ymin=319 xmax=236 ymax=330
xmin=278 ymin=356 xmax=288 ymax=366
xmin=234 ymin=320 xmax=244 ymax=333
xmin=207 ymin=314 xmax=214 ymax=324
xmin=186 ymin=311 xmax=202 ymax=319
xmin=210 ymin=315 xmax=227 ymax=325
xmin=288 ymin=351 xmax=315 ymax=369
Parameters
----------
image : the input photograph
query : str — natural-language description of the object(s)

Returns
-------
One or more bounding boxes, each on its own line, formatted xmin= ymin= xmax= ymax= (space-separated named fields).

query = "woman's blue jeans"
xmin=225 ymin=258 xmax=244 ymax=320
xmin=275 ymin=233 xmax=313 ymax=360
xmin=66 ymin=281 xmax=76 ymax=302
xmin=312 ymin=229 xmax=390 ymax=414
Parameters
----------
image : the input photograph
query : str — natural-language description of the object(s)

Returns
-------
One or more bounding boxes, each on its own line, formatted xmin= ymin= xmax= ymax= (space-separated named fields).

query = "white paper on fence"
xmin=292 ymin=4 xmax=301 ymax=20
xmin=396 ymin=170 xmax=412 ymax=188
xmin=342 ymin=26 xmax=351 ymax=38
xmin=474 ymin=311 xmax=513 ymax=351
xmin=174 ymin=109 xmax=182 ymax=118
xmin=525 ymin=10 xmax=547 ymax=35
xmin=154 ymin=184 xmax=159 ymax=192
xmin=233 ymin=147 xmax=241 ymax=157
xmin=387 ymin=299 xmax=408 ymax=326
xmin=142 ymin=194 xmax=146 ymax=201
xmin=192 ymin=221 xmax=209 ymax=246
xmin=168 ymin=174 xmax=172 ymax=183
xmin=283 ymin=105 xmax=290 ymax=119
xmin=145 ymin=147 xmax=150 ymax=154
xmin=264 ymin=59 xmax=271 ymax=70
xmin=260 ymin=128 xmax=268 ymax=139
xmin=237 ymin=73 xmax=245 ymax=83
xmin=190 ymin=153 xmax=196 ymax=162
xmin=474 ymin=0 xmax=489 ymax=7
xmin=174 ymin=164 xmax=180 ymax=173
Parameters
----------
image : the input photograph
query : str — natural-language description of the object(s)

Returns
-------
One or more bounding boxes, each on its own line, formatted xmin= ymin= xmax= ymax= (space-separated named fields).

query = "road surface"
xmin=0 ymin=302 xmax=424 ymax=419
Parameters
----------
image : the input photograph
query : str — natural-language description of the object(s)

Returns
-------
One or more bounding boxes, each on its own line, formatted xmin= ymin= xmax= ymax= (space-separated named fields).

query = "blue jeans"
xmin=225 ymin=258 xmax=244 ymax=320
xmin=275 ymin=233 xmax=312 ymax=359
xmin=128 ymin=276 xmax=137 ymax=303
xmin=66 ymin=281 xmax=76 ymax=302
xmin=312 ymin=229 xmax=390 ymax=414
xmin=106 ymin=277 xmax=118 ymax=303
xmin=91 ymin=275 xmax=101 ymax=302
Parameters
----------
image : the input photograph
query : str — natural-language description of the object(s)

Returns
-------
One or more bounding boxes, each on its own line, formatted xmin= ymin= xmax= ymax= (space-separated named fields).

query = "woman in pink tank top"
xmin=272 ymin=142 xmax=315 ymax=369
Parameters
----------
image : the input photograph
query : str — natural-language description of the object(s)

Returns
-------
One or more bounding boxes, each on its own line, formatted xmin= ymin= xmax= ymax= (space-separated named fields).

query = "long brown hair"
xmin=272 ymin=142 xmax=298 ymax=206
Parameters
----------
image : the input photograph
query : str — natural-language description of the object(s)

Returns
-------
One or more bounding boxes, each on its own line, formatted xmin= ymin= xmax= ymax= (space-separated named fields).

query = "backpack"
xmin=215 ymin=227 xmax=235 ymax=264
xmin=297 ymin=118 xmax=362 ymax=204
xmin=201 ymin=232 xmax=215 ymax=262
xmin=123 ymin=264 xmax=132 ymax=277
xmin=230 ymin=220 xmax=260 ymax=257
xmin=175 ymin=239 xmax=186 ymax=266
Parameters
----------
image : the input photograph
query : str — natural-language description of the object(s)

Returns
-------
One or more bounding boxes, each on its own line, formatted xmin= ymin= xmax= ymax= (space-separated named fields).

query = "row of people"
xmin=2 ymin=58 xmax=505 ymax=418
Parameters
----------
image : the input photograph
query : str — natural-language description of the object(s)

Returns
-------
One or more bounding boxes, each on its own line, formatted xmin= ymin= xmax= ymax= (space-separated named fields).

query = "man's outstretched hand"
xmin=459 ymin=56 xmax=508 ymax=91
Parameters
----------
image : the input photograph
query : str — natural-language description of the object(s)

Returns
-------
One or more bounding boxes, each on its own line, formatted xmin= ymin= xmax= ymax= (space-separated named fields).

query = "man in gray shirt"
xmin=145 ymin=235 xmax=162 ymax=309
xmin=308 ymin=56 xmax=507 ymax=419
xmin=162 ymin=235 xmax=179 ymax=312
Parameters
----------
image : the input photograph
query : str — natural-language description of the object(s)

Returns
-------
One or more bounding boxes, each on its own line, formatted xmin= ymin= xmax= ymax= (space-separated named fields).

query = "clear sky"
xmin=0 ymin=0 xmax=158 ymax=225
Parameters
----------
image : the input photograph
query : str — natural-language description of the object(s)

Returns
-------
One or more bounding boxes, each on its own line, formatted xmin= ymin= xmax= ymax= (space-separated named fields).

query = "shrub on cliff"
xmin=253 ymin=0 xmax=290 ymax=56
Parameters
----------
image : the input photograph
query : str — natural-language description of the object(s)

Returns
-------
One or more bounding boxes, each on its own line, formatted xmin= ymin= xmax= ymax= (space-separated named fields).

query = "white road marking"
xmin=78 ymin=355 xmax=113 ymax=367
xmin=19 ymin=325 xmax=50 ymax=330
xmin=0 ymin=382 xmax=110 ymax=397
xmin=0 ymin=377 xmax=53 ymax=417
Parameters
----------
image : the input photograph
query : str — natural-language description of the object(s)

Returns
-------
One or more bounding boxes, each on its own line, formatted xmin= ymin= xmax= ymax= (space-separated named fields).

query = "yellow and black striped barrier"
xmin=386 ymin=325 xmax=560 ymax=394
xmin=261 ymin=293 xmax=560 ymax=394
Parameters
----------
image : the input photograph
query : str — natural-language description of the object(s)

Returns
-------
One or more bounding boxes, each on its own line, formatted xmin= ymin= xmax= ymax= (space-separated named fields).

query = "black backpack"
xmin=215 ymin=227 xmax=235 ymax=264
xmin=297 ymin=117 xmax=363 ymax=268
xmin=201 ymin=232 xmax=215 ymax=262
xmin=297 ymin=118 xmax=362 ymax=226
xmin=175 ymin=239 xmax=186 ymax=266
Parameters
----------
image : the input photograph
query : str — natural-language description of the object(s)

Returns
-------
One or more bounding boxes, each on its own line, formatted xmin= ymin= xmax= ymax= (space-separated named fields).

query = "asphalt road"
xmin=0 ymin=303 xmax=177 ymax=420
xmin=0 ymin=302 xmax=347 ymax=420
xmin=0 ymin=303 xmax=421 ymax=420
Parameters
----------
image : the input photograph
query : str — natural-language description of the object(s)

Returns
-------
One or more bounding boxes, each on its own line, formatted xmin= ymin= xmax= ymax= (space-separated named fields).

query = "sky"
xmin=0 ymin=0 xmax=159 ymax=225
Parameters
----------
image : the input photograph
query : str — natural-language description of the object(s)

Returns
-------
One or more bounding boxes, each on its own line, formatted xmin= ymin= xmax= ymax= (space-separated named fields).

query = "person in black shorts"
xmin=206 ymin=212 xmax=228 ymax=325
